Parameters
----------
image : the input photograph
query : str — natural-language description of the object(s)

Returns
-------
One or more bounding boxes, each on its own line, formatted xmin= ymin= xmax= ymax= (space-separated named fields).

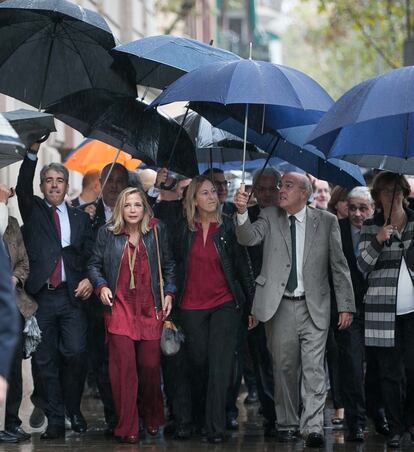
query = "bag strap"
xmin=153 ymin=223 xmax=165 ymax=310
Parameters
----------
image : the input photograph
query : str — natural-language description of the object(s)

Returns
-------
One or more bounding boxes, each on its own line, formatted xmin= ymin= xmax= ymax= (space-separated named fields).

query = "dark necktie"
xmin=49 ymin=206 xmax=62 ymax=287
xmin=286 ymin=215 xmax=297 ymax=293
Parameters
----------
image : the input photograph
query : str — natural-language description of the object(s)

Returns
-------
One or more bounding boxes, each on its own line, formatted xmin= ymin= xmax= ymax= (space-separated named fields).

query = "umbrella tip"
xmin=209 ymin=39 xmax=214 ymax=46
xmin=249 ymin=42 xmax=252 ymax=60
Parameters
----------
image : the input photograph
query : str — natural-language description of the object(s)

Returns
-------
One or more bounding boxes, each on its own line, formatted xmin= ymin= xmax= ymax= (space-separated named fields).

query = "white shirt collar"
xmin=287 ymin=205 xmax=307 ymax=223
xmin=44 ymin=199 xmax=67 ymax=213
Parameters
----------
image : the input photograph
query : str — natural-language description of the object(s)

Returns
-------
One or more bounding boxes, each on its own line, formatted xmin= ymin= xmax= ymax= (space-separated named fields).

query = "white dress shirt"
xmin=285 ymin=206 xmax=306 ymax=297
xmin=237 ymin=205 xmax=307 ymax=296
xmin=102 ymin=200 xmax=113 ymax=222
xmin=0 ymin=203 xmax=8 ymax=236
xmin=45 ymin=200 xmax=71 ymax=282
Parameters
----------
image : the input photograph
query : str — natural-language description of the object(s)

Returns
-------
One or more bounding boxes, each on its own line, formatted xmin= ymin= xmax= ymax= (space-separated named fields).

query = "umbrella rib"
xmin=59 ymin=23 xmax=96 ymax=88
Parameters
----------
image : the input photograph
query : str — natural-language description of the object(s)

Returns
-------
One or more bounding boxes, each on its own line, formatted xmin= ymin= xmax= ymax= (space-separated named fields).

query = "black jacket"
xmin=16 ymin=157 xmax=94 ymax=301
xmin=87 ymin=220 xmax=176 ymax=313
xmin=0 ymin=242 xmax=18 ymax=378
xmin=173 ymin=216 xmax=254 ymax=311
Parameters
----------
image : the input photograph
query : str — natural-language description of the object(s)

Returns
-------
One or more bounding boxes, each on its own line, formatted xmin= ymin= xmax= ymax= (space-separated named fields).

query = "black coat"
xmin=173 ymin=216 xmax=255 ymax=311
xmin=87 ymin=220 xmax=176 ymax=313
xmin=16 ymin=156 xmax=94 ymax=301
xmin=0 ymin=242 xmax=18 ymax=378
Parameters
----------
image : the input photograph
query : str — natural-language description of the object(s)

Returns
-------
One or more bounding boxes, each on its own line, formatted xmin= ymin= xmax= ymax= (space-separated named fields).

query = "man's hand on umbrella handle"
xmin=29 ymin=142 xmax=41 ymax=154
xmin=234 ymin=190 xmax=249 ymax=214
xmin=155 ymin=168 xmax=168 ymax=188
xmin=84 ymin=203 xmax=96 ymax=220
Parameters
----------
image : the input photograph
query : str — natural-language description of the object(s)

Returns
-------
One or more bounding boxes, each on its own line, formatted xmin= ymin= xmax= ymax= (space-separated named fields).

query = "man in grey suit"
xmin=234 ymin=172 xmax=355 ymax=447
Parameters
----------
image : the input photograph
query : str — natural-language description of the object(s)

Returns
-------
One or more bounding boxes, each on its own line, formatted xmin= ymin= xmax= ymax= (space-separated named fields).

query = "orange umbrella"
xmin=64 ymin=139 xmax=141 ymax=174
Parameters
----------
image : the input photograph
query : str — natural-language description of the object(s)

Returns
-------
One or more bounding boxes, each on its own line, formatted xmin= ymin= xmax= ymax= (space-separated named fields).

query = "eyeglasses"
xmin=381 ymin=187 xmax=403 ymax=196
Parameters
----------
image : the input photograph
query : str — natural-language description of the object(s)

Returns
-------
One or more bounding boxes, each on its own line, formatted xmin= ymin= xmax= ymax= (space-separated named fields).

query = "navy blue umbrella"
xmin=112 ymin=35 xmax=241 ymax=90
xmin=181 ymin=103 xmax=365 ymax=189
xmin=151 ymin=58 xmax=333 ymax=185
xmin=307 ymin=66 xmax=414 ymax=174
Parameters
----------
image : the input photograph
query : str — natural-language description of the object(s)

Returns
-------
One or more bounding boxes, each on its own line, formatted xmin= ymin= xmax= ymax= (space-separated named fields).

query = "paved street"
xmin=0 ymin=360 xmax=408 ymax=451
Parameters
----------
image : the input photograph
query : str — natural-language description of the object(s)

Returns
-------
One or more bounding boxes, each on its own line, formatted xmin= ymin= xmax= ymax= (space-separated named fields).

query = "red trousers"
xmin=108 ymin=333 xmax=164 ymax=437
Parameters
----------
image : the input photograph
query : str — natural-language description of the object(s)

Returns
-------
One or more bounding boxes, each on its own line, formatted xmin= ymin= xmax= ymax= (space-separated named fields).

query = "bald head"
xmin=278 ymin=172 xmax=311 ymax=214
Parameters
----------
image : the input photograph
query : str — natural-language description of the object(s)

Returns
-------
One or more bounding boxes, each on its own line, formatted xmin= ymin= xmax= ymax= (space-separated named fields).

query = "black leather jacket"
xmin=88 ymin=220 xmax=176 ymax=314
xmin=174 ymin=215 xmax=254 ymax=311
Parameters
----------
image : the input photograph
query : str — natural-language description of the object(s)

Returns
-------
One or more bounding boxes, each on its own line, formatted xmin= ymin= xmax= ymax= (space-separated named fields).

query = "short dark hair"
xmin=40 ymin=162 xmax=69 ymax=184
xmin=371 ymin=171 xmax=410 ymax=208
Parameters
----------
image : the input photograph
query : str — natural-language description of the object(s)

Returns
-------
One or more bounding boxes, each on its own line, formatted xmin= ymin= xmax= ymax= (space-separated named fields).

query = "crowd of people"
xmin=1 ymin=140 xmax=414 ymax=449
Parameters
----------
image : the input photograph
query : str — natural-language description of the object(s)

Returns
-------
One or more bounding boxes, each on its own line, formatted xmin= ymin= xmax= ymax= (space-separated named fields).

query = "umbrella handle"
xmin=240 ymin=182 xmax=245 ymax=193
xmin=385 ymin=178 xmax=398 ymax=247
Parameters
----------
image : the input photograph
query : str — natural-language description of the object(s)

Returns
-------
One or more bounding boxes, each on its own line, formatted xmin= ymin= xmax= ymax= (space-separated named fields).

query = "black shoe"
xmin=277 ymin=429 xmax=298 ymax=443
xmin=374 ymin=419 xmax=390 ymax=436
xmin=29 ymin=406 xmax=45 ymax=429
xmin=208 ymin=434 xmax=225 ymax=443
xmin=244 ymin=390 xmax=259 ymax=404
xmin=387 ymin=434 xmax=401 ymax=448
xmin=0 ymin=431 xmax=19 ymax=443
xmin=175 ymin=423 xmax=191 ymax=440
xmin=263 ymin=420 xmax=277 ymax=438
xmin=4 ymin=426 xmax=31 ymax=441
xmin=226 ymin=417 xmax=239 ymax=430
xmin=346 ymin=427 xmax=364 ymax=442
xmin=305 ymin=432 xmax=324 ymax=447
xmin=40 ymin=425 xmax=65 ymax=440
xmin=69 ymin=413 xmax=87 ymax=433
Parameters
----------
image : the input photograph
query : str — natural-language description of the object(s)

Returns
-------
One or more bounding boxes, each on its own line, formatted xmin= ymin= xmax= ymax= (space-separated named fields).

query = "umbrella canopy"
xmin=112 ymin=35 xmax=241 ymax=90
xmin=0 ymin=0 xmax=135 ymax=109
xmin=3 ymin=109 xmax=56 ymax=146
xmin=64 ymin=139 xmax=141 ymax=174
xmin=46 ymin=89 xmax=198 ymax=178
xmin=307 ymin=66 xmax=414 ymax=174
xmin=0 ymin=113 xmax=25 ymax=168
xmin=151 ymin=59 xmax=333 ymax=131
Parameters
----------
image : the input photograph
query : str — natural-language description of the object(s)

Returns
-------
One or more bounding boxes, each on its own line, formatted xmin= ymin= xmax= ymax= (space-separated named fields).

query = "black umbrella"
xmin=3 ymin=109 xmax=56 ymax=146
xmin=0 ymin=0 xmax=135 ymax=109
xmin=46 ymin=89 xmax=198 ymax=178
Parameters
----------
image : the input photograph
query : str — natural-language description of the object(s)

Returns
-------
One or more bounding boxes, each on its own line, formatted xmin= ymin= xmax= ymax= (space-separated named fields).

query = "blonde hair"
xmin=185 ymin=176 xmax=222 ymax=231
xmin=107 ymin=187 xmax=153 ymax=235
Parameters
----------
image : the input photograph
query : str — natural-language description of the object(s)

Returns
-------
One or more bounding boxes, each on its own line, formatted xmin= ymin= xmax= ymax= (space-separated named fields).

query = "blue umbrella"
xmin=151 ymin=58 xmax=333 ymax=185
xmin=307 ymin=66 xmax=414 ymax=174
xmin=189 ymin=106 xmax=365 ymax=190
xmin=112 ymin=35 xmax=241 ymax=90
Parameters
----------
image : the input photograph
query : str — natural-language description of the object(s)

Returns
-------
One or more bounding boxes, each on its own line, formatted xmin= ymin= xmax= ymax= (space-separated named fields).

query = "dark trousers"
xmin=335 ymin=316 xmax=366 ymax=430
xmin=87 ymin=301 xmax=117 ymax=427
xmin=161 ymin=345 xmax=192 ymax=426
xmin=180 ymin=301 xmax=241 ymax=437
xmin=226 ymin=317 xmax=247 ymax=419
xmin=247 ymin=322 xmax=276 ymax=423
xmin=5 ymin=315 xmax=24 ymax=429
xmin=366 ymin=312 xmax=414 ymax=436
xmin=326 ymin=327 xmax=344 ymax=410
xmin=108 ymin=334 xmax=164 ymax=437
xmin=33 ymin=285 xmax=87 ymax=427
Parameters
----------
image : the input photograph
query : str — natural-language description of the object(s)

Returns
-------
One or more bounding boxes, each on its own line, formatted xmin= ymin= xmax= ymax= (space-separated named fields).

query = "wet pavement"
xmin=0 ymin=390 xmax=411 ymax=451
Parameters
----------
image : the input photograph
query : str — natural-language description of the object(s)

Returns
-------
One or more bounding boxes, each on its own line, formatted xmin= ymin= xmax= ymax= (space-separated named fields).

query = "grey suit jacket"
xmin=236 ymin=206 xmax=355 ymax=330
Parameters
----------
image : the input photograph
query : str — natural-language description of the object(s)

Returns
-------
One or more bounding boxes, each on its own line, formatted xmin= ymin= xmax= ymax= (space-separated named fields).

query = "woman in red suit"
xmin=88 ymin=187 xmax=176 ymax=443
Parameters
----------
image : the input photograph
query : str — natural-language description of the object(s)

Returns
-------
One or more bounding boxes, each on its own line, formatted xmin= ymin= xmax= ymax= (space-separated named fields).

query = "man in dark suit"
xmin=331 ymin=186 xmax=375 ymax=441
xmin=16 ymin=143 xmax=94 ymax=440
xmin=0 ymin=242 xmax=18 ymax=407
xmin=246 ymin=168 xmax=280 ymax=437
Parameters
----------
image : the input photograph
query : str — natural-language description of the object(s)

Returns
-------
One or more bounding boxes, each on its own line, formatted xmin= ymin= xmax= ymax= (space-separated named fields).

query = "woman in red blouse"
xmin=174 ymin=176 xmax=254 ymax=443
xmin=88 ymin=187 xmax=176 ymax=443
